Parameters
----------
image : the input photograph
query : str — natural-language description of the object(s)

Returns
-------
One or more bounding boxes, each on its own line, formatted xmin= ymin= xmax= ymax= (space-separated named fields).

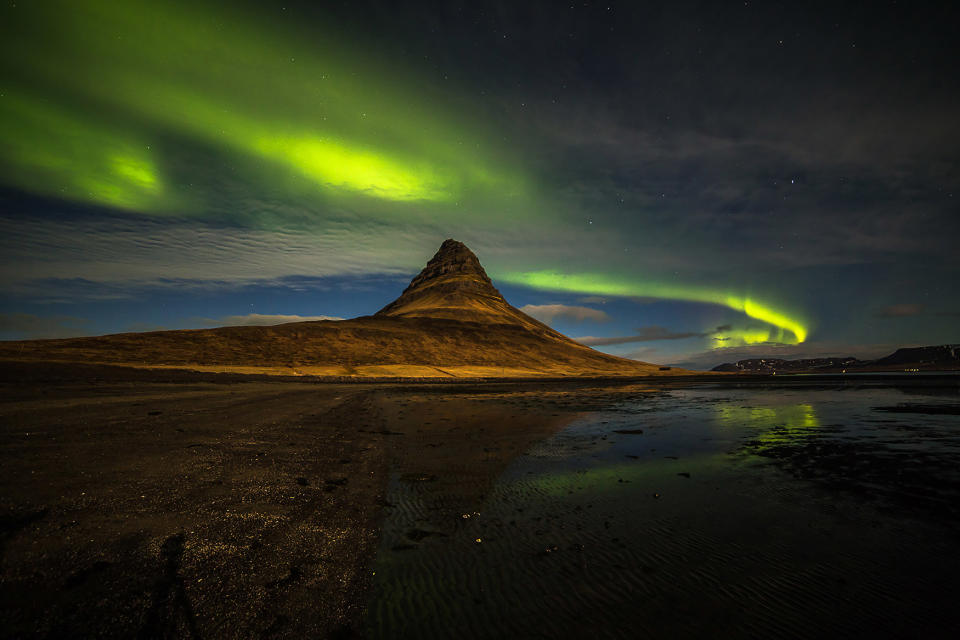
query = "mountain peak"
xmin=374 ymin=239 xmax=579 ymax=341
xmin=402 ymin=238 xmax=493 ymax=291
xmin=376 ymin=239 xmax=506 ymax=321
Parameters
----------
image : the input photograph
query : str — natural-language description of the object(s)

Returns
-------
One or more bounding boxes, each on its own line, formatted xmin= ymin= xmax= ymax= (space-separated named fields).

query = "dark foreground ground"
xmin=2 ymin=364 xmax=959 ymax=638
xmin=0 ymin=364 xmax=601 ymax=638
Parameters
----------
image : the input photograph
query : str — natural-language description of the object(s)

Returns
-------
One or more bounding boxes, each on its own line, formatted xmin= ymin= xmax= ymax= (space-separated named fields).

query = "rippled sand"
xmin=368 ymin=381 xmax=960 ymax=639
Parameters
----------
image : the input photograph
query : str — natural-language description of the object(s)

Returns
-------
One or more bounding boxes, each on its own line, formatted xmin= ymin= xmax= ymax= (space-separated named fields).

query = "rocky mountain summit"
xmin=378 ymin=239 xmax=501 ymax=318
xmin=377 ymin=239 xmax=567 ymax=337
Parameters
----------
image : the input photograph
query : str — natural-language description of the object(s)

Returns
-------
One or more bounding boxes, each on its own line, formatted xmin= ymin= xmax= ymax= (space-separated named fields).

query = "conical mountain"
xmin=377 ymin=239 xmax=509 ymax=321
xmin=376 ymin=239 xmax=567 ymax=337
xmin=0 ymin=240 xmax=687 ymax=378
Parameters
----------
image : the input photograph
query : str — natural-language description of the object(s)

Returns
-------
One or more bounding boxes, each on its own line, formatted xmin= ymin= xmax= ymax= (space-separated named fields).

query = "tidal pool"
xmin=367 ymin=379 xmax=960 ymax=639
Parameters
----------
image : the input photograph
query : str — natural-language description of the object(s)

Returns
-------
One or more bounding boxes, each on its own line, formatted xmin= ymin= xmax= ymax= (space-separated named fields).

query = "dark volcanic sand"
xmin=0 ymin=380 xmax=384 ymax=638
xmin=0 ymin=369 xmax=576 ymax=638
xmin=2 ymin=368 xmax=960 ymax=638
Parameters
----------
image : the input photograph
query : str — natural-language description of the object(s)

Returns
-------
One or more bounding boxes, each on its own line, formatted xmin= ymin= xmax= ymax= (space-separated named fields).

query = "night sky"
xmin=1 ymin=0 xmax=957 ymax=369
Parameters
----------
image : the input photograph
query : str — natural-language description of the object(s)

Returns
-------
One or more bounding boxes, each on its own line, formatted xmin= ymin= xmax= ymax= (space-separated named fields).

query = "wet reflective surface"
xmin=368 ymin=381 xmax=960 ymax=639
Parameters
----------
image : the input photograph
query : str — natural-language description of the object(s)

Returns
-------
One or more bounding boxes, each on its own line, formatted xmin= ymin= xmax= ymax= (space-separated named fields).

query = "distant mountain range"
xmin=712 ymin=344 xmax=960 ymax=373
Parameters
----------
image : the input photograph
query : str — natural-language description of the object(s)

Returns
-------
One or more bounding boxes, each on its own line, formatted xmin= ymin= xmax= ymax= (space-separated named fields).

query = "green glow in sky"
xmin=0 ymin=90 xmax=166 ymax=211
xmin=255 ymin=136 xmax=457 ymax=202
xmin=711 ymin=328 xmax=777 ymax=347
xmin=502 ymin=270 xmax=809 ymax=345
xmin=0 ymin=0 xmax=810 ymax=348
xmin=0 ymin=0 xmax=523 ymax=210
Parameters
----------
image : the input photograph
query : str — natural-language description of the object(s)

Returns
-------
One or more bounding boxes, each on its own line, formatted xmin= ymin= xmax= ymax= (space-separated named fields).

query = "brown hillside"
xmin=0 ymin=240 xmax=689 ymax=378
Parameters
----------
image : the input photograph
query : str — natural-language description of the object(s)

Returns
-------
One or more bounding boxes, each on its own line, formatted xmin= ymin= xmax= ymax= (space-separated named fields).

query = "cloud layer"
xmin=877 ymin=304 xmax=924 ymax=318
xmin=576 ymin=325 xmax=731 ymax=346
xmin=519 ymin=304 xmax=609 ymax=324
xmin=0 ymin=313 xmax=89 ymax=339
xmin=197 ymin=313 xmax=343 ymax=327
xmin=669 ymin=341 xmax=908 ymax=371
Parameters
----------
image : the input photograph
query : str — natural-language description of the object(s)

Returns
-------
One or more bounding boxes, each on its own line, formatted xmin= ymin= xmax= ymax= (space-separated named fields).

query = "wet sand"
xmin=2 ymin=369 xmax=959 ymax=638
xmin=366 ymin=380 xmax=960 ymax=639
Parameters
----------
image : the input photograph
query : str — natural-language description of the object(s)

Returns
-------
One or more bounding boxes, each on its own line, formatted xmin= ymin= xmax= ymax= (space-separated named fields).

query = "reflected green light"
xmin=502 ymin=270 xmax=809 ymax=344
xmin=716 ymin=404 xmax=820 ymax=429
xmin=511 ymin=402 xmax=822 ymax=496
xmin=716 ymin=403 xmax=820 ymax=444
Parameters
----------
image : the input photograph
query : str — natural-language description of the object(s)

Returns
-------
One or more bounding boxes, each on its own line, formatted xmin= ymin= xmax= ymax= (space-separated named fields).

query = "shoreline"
xmin=2 ymin=359 xmax=958 ymax=387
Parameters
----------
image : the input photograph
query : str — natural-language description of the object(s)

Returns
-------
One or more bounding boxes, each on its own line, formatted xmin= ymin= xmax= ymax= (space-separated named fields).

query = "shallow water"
xmin=367 ymin=382 xmax=960 ymax=639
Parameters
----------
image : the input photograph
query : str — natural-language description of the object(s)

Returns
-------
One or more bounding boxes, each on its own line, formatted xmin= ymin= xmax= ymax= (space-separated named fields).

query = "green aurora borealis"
xmin=1 ymin=0 xmax=957 ymax=364
xmin=1 ymin=0 xmax=523 ymax=210
xmin=503 ymin=270 xmax=809 ymax=345
xmin=0 ymin=89 xmax=167 ymax=211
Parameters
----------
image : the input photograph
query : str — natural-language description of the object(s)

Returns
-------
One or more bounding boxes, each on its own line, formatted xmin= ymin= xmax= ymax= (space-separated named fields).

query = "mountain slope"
xmin=0 ymin=240 xmax=687 ymax=378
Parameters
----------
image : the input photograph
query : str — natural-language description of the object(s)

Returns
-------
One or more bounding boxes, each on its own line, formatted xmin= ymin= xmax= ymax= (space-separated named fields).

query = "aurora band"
xmin=0 ymin=0 xmax=523 ymax=209
xmin=501 ymin=270 xmax=809 ymax=345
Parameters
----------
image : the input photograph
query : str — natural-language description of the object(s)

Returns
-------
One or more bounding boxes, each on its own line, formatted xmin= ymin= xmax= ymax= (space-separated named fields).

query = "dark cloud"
xmin=670 ymin=341 xmax=904 ymax=371
xmin=622 ymin=346 xmax=662 ymax=363
xmin=194 ymin=314 xmax=343 ymax=327
xmin=519 ymin=304 xmax=610 ymax=324
xmin=576 ymin=325 xmax=727 ymax=346
xmin=877 ymin=304 xmax=924 ymax=318
xmin=0 ymin=313 xmax=89 ymax=339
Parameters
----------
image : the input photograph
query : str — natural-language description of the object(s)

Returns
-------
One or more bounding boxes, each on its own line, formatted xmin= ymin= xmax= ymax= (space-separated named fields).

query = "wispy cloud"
xmin=0 ymin=214 xmax=430 ymax=289
xmin=877 ymin=303 xmax=924 ymax=317
xmin=519 ymin=304 xmax=609 ymax=323
xmin=0 ymin=313 xmax=89 ymax=339
xmin=670 ymin=341 xmax=904 ymax=371
xmin=621 ymin=346 xmax=662 ymax=363
xmin=195 ymin=313 xmax=343 ymax=327
xmin=575 ymin=325 xmax=726 ymax=346
xmin=0 ymin=214 xmax=670 ymax=298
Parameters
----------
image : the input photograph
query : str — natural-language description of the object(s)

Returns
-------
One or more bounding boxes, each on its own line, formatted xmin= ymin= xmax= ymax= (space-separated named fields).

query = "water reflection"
xmin=716 ymin=402 xmax=820 ymax=445
xmin=368 ymin=384 xmax=960 ymax=639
